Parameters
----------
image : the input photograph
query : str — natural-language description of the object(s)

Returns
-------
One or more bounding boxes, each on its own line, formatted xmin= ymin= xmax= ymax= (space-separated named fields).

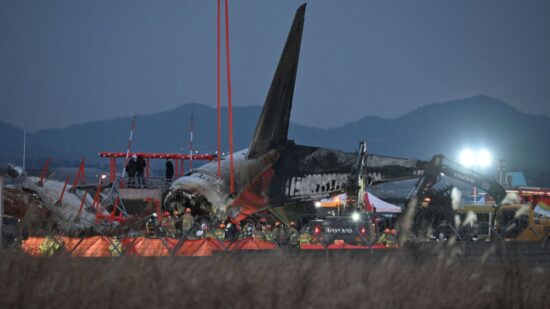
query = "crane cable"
xmin=217 ymin=0 xmax=235 ymax=193
xmin=225 ymin=0 xmax=235 ymax=194
xmin=217 ymin=0 xmax=221 ymax=178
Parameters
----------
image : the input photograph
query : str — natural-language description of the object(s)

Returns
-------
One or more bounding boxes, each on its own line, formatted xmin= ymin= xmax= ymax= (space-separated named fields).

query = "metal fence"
xmin=10 ymin=230 xmax=550 ymax=266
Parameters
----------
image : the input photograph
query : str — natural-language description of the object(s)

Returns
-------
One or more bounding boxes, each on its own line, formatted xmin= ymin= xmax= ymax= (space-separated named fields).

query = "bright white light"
xmin=351 ymin=212 xmax=360 ymax=222
xmin=459 ymin=148 xmax=492 ymax=168
xmin=477 ymin=149 xmax=492 ymax=168
xmin=459 ymin=149 xmax=475 ymax=168
xmin=101 ymin=174 xmax=107 ymax=180
xmin=314 ymin=201 xmax=321 ymax=208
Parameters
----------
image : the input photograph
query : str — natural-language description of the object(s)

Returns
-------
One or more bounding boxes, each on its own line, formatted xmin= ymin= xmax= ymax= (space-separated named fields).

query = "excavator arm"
xmin=346 ymin=141 xmax=368 ymax=199
xmin=439 ymin=165 xmax=506 ymax=206
xmin=346 ymin=142 xmax=431 ymax=208
xmin=407 ymin=155 xmax=507 ymax=207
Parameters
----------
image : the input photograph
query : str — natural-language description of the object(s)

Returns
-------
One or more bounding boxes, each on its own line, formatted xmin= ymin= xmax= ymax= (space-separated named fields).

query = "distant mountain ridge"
xmin=1 ymin=96 xmax=549 ymax=172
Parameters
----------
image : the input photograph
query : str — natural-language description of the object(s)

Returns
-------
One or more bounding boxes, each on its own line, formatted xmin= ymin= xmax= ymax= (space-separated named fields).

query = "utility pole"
xmin=22 ymin=129 xmax=26 ymax=170
xmin=0 ymin=176 xmax=4 ymax=248
xmin=189 ymin=113 xmax=194 ymax=172
xmin=497 ymin=159 xmax=507 ymax=188
xmin=121 ymin=113 xmax=137 ymax=180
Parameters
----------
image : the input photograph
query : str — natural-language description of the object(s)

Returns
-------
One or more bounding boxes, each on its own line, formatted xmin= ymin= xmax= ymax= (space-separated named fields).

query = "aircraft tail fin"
xmin=247 ymin=4 xmax=306 ymax=158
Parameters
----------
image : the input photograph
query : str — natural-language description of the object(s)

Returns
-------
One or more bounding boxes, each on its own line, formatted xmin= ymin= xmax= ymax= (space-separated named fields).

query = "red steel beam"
xmin=109 ymin=197 xmax=119 ymax=222
xmin=95 ymin=213 xmax=128 ymax=223
xmin=57 ymin=176 xmax=70 ymax=205
xmin=71 ymin=158 xmax=85 ymax=188
xmin=38 ymin=158 xmax=51 ymax=185
xmin=98 ymin=152 xmax=216 ymax=161
xmin=77 ymin=191 xmax=88 ymax=218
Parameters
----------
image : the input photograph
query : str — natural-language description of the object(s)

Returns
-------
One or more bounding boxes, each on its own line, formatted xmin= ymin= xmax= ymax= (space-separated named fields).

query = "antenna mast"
xmin=189 ymin=113 xmax=194 ymax=172
xmin=121 ymin=113 xmax=137 ymax=179
xmin=22 ymin=129 xmax=26 ymax=169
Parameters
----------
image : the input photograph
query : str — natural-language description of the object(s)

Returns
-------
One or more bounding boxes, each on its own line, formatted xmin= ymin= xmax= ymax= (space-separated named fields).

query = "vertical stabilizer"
xmin=247 ymin=4 xmax=306 ymax=158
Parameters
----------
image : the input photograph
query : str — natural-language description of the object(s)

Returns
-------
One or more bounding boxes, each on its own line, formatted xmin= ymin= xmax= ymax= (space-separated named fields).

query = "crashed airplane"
xmin=165 ymin=4 xmax=427 ymax=223
xmin=6 ymin=164 xmax=109 ymax=232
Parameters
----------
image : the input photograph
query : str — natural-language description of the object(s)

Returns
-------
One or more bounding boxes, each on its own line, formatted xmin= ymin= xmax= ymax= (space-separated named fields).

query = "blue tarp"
xmin=506 ymin=171 xmax=527 ymax=187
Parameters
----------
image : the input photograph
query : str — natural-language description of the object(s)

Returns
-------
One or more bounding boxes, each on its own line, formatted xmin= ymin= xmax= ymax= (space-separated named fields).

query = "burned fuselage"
xmin=165 ymin=143 xmax=354 ymax=222
xmin=165 ymin=4 xmax=429 ymax=223
xmin=165 ymin=141 xmax=427 ymax=223
xmin=165 ymin=148 xmax=280 ymax=221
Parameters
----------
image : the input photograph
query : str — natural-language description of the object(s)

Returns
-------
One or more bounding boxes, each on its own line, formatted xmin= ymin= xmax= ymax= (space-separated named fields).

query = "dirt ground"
xmin=0 ymin=251 xmax=548 ymax=309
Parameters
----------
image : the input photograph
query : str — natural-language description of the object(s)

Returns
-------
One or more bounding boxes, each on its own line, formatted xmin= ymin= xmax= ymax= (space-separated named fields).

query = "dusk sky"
xmin=1 ymin=0 xmax=549 ymax=132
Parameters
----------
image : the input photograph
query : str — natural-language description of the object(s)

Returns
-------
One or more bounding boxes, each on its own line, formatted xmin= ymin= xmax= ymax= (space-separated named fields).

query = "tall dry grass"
xmin=0 ymin=250 xmax=548 ymax=309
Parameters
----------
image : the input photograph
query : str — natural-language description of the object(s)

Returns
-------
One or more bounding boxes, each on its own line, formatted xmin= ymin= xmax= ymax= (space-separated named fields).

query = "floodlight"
xmin=477 ymin=149 xmax=492 ymax=168
xmin=459 ymin=149 xmax=475 ymax=168
xmin=351 ymin=212 xmax=360 ymax=222
xmin=314 ymin=201 xmax=321 ymax=208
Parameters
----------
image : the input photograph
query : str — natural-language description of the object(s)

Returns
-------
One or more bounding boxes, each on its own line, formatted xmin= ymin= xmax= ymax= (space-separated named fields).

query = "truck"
xmin=306 ymin=142 xmax=417 ymax=245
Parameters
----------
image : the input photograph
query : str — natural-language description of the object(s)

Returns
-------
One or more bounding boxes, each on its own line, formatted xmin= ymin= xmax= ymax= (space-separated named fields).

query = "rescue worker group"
xmin=144 ymin=208 xmax=399 ymax=248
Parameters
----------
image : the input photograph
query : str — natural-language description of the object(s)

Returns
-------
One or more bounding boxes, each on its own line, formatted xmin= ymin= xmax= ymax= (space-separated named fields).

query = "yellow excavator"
xmin=407 ymin=155 xmax=550 ymax=241
xmin=495 ymin=204 xmax=550 ymax=241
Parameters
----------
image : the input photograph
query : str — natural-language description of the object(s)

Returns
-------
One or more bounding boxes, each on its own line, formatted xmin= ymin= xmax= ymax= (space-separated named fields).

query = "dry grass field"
xmin=1 ymin=249 xmax=549 ymax=309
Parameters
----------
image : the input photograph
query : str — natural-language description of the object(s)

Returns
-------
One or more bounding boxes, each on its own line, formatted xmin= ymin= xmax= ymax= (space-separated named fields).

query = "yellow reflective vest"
xmin=299 ymin=232 xmax=312 ymax=245
xmin=108 ymin=239 xmax=124 ymax=256
xmin=39 ymin=237 xmax=61 ymax=256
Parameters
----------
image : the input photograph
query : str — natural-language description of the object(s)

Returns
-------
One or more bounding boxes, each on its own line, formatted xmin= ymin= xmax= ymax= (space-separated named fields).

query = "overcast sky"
xmin=1 ymin=0 xmax=549 ymax=132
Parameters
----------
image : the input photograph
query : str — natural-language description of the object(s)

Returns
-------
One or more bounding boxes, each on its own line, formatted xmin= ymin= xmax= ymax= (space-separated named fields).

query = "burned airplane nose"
xmin=165 ymin=172 xmax=228 ymax=221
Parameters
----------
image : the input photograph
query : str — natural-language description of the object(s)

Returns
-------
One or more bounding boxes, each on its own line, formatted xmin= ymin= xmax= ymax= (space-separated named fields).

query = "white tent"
xmin=323 ymin=193 xmax=402 ymax=213
xmin=365 ymin=192 xmax=402 ymax=213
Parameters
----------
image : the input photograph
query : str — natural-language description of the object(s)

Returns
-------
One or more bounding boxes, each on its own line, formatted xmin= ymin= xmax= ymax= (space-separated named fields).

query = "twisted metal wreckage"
xmin=163 ymin=3 xmax=427 ymax=225
xmin=6 ymin=4 xmax=434 ymax=237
